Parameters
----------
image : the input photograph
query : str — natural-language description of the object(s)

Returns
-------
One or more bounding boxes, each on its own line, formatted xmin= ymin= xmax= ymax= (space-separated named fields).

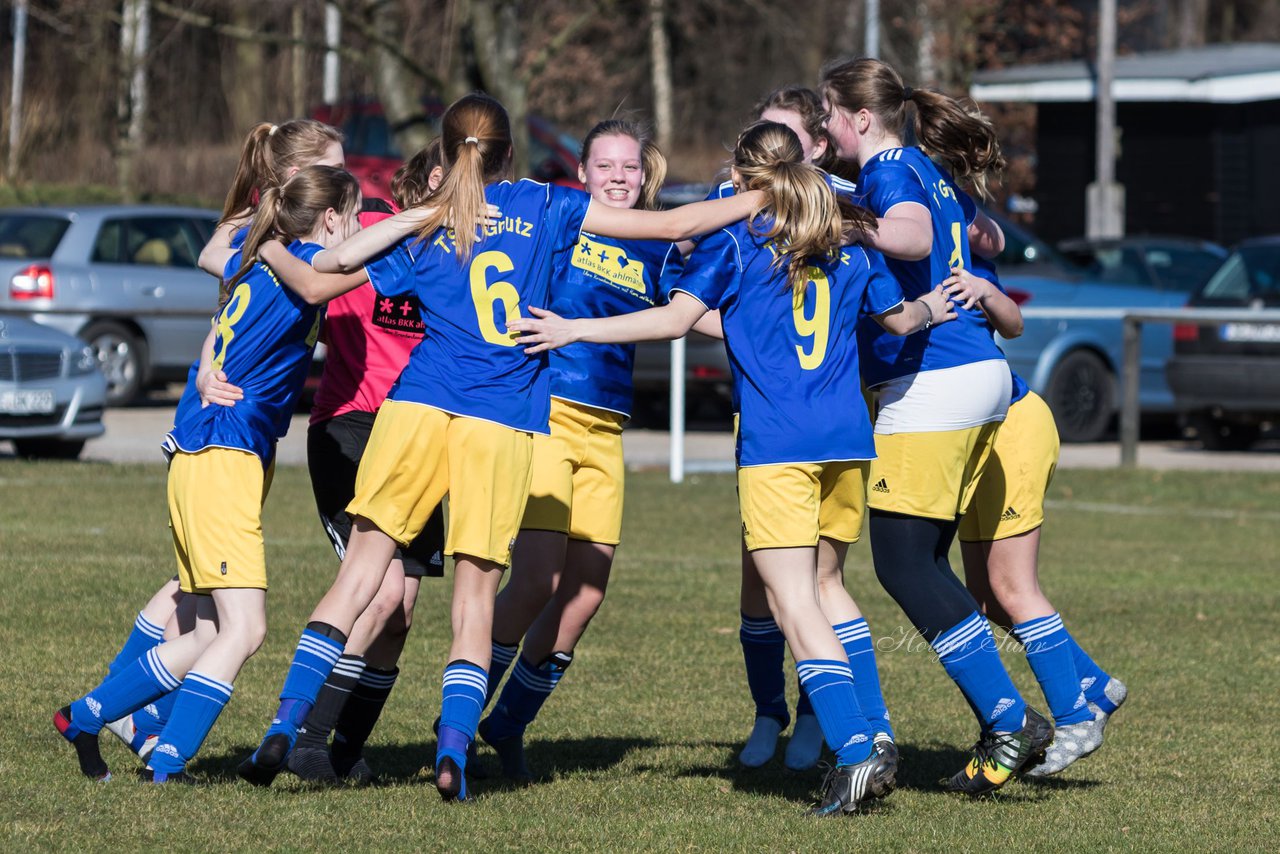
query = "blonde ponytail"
xmin=412 ymin=94 xmax=514 ymax=262
xmin=734 ymin=120 xmax=878 ymax=296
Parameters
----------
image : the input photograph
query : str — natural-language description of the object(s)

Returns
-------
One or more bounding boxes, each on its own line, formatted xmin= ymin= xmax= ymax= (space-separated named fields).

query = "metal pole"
xmin=1088 ymin=0 xmax=1123 ymax=238
xmin=8 ymin=0 xmax=27 ymax=180
xmin=324 ymin=2 xmax=341 ymax=105
xmin=669 ymin=338 xmax=686 ymax=484
xmin=1120 ymin=316 xmax=1141 ymax=467
xmin=865 ymin=0 xmax=880 ymax=59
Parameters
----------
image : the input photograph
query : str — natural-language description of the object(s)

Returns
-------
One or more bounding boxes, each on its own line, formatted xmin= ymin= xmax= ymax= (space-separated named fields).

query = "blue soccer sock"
xmin=795 ymin=679 xmax=814 ymax=718
xmin=740 ymin=613 xmax=790 ymax=726
xmin=71 ymin=647 xmax=182 ymax=736
xmin=437 ymin=660 xmax=488 ymax=772
xmin=795 ymin=659 xmax=874 ymax=766
xmin=483 ymin=640 xmax=520 ymax=708
xmin=934 ymin=612 xmax=1026 ymax=733
xmin=262 ymin=624 xmax=345 ymax=747
xmin=148 ymin=672 xmax=233 ymax=779
xmin=1012 ymin=613 xmax=1092 ymax=726
xmin=106 ymin=612 xmax=165 ymax=676
xmin=133 ymin=689 xmax=178 ymax=737
xmin=834 ymin=618 xmax=893 ymax=739
xmin=1064 ymin=631 xmax=1118 ymax=713
xmin=484 ymin=652 xmax=571 ymax=742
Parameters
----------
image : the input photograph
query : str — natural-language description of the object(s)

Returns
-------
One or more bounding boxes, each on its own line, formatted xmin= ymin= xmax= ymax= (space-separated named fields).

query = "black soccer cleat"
xmin=236 ymin=733 xmax=292 ymax=787
xmin=807 ymin=742 xmax=897 ymax=817
xmin=287 ymin=745 xmax=339 ymax=785
xmin=945 ymin=707 xmax=1054 ymax=796
xmin=477 ymin=717 xmax=532 ymax=784
xmin=54 ymin=705 xmax=111 ymax=781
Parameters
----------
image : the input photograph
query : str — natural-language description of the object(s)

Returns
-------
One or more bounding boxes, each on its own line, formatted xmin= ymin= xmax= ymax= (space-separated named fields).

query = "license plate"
xmin=1221 ymin=323 xmax=1280 ymax=343
xmin=0 ymin=388 xmax=55 ymax=414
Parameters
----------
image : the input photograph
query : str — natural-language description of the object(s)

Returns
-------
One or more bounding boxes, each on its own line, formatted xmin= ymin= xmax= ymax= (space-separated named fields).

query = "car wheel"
xmin=12 ymin=438 xmax=86 ymax=459
xmin=81 ymin=320 xmax=148 ymax=406
xmin=1189 ymin=413 xmax=1259 ymax=452
xmin=1045 ymin=349 xmax=1114 ymax=443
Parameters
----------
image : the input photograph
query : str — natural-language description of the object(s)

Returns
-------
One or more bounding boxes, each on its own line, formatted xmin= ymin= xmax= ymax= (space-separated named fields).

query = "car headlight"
xmin=70 ymin=345 xmax=98 ymax=376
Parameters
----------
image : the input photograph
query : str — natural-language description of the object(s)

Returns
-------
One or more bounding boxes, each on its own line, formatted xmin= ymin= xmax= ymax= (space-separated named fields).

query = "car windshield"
xmin=1201 ymin=245 xmax=1280 ymax=299
xmin=0 ymin=215 xmax=72 ymax=259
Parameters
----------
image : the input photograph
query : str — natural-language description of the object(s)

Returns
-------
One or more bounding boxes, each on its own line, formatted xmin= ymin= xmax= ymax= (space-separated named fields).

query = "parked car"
xmin=1167 ymin=237 xmax=1280 ymax=449
xmin=996 ymin=231 xmax=1227 ymax=442
xmin=0 ymin=205 xmax=219 ymax=405
xmin=312 ymin=99 xmax=583 ymax=201
xmin=1057 ymin=236 xmax=1227 ymax=293
xmin=0 ymin=313 xmax=106 ymax=458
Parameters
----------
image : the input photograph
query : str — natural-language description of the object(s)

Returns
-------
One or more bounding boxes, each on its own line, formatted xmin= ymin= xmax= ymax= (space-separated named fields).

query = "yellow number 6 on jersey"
xmin=469 ymin=250 xmax=521 ymax=347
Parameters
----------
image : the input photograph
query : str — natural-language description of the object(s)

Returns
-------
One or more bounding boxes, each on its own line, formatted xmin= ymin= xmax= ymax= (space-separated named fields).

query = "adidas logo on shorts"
xmin=1001 ymin=506 xmax=1021 ymax=521
xmin=871 ymin=478 xmax=890 ymax=493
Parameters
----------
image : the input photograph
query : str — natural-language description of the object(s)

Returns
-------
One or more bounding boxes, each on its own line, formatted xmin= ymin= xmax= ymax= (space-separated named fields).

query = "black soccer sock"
xmin=868 ymin=510 xmax=982 ymax=643
xmin=295 ymin=654 xmax=367 ymax=751
xmin=331 ymin=665 xmax=399 ymax=761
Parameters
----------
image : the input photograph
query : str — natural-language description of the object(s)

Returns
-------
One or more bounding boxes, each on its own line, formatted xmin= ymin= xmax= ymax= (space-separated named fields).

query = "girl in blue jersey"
xmin=951 ymin=258 xmax=1127 ymax=777
xmin=819 ymin=57 xmax=1051 ymax=795
xmin=78 ymin=120 xmax=348 ymax=764
xmin=54 ymin=166 xmax=368 ymax=782
xmin=239 ymin=93 xmax=765 ymax=801
xmin=475 ymin=119 xmax=682 ymax=780
xmin=722 ymin=86 xmax=890 ymax=774
xmin=513 ymin=120 xmax=953 ymax=816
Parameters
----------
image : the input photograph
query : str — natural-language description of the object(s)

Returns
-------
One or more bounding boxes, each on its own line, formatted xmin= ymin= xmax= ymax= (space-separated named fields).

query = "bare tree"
xmin=116 ymin=0 xmax=150 ymax=200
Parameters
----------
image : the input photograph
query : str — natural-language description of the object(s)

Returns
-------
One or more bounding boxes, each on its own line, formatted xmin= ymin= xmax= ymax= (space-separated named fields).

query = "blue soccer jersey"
xmin=365 ymin=179 xmax=591 ymax=433
xmin=854 ymin=146 xmax=1006 ymax=387
xmin=168 ymin=241 xmax=324 ymax=462
xmin=673 ymin=222 xmax=905 ymax=466
xmin=548 ymin=233 xmax=681 ymax=418
xmin=970 ymin=255 xmax=1030 ymax=405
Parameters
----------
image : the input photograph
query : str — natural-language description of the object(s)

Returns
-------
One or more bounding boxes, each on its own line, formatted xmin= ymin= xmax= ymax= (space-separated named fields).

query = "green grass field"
xmin=2 ymin=461 xmax=1278 ymax=851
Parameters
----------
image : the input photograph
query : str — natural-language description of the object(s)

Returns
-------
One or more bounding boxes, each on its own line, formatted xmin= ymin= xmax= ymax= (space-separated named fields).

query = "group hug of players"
xmin=53 ymin=56 xmax=1126 ymax=817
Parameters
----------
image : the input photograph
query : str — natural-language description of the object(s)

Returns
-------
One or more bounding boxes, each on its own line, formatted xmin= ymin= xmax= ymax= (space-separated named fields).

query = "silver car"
xmin=0 ymin=205 xmax=220 ymax=405
xmin=0 ymin=314 xmax=106 ymax=458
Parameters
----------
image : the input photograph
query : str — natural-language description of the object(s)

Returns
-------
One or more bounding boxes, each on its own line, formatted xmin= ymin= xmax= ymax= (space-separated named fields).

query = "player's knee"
xmin=382 ymin=601 xmax=412 ymax=639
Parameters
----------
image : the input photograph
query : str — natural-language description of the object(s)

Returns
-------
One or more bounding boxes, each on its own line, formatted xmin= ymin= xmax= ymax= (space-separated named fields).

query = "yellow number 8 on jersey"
xmin=469 ymin=250 xmax=521 ymax=347
xmin=792 ymin=267 xmax=831 ymax=370
xmin=212 ymin=281 xmax=252 ymax=370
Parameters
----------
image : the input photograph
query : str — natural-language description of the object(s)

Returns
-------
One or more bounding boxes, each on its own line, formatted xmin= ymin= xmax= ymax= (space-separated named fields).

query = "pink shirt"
xmin=309 ymin=209 xmax=425 ymax=425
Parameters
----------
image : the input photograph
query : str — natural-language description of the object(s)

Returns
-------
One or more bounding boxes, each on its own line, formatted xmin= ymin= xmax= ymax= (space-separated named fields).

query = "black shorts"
xmin=308 ymin=410 xmax=445 ymax=578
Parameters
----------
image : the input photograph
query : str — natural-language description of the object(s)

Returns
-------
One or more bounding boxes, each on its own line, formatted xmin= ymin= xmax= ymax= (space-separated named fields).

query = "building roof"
xmin=971 ymin=42 xmax=1280 ymax=104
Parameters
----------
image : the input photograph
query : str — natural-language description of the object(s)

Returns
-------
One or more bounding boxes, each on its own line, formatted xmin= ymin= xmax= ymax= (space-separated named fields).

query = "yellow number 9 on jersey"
xmin=792 ymin=267 xmax=831 ymax=370
xmin=469 ymin=250 xmax=521 ymax=347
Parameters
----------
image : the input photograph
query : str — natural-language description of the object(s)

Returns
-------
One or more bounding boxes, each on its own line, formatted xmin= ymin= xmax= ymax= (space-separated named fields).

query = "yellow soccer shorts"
xmin=867 ymin=422 xmax=1000 ymax=521
xmin=168 ymin=447 xmax=274 ymax=593
xmin=347 ymin=400 xmax=534 ymax=567
xmin=738 ymin=460 xmax=870 ymax=551
xmin=522 ymin=398 xmax=626 ymax=545
xmin=959 ymin=392 xmax=1059 ymax=542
